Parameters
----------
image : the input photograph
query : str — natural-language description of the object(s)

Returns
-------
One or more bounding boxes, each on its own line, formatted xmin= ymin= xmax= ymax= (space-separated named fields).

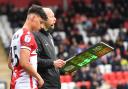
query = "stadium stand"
xmin=0 ymin=0 xmax=128 ymax=89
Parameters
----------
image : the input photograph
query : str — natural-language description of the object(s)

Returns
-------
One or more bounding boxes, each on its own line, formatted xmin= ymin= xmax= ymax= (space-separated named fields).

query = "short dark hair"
xmin=28 ymin=4 xmax=48 ymax=21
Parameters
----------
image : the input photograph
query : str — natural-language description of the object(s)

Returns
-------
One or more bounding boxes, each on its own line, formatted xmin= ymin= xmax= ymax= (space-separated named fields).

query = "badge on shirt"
xmin=24 ymin=35 xmax=31 ymax=42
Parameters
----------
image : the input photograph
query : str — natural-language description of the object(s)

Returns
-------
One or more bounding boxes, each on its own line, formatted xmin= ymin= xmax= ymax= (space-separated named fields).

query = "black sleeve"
xmin=37 ymin=56 xmax=54 ymax=68
xmin=33 ymin=32 xmax=54 ymax=69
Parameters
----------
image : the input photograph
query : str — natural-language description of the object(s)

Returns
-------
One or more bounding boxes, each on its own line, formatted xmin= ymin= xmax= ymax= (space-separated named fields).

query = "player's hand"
xmin=37 ymin=76 xmax=44 ymax=88
xmin=53 ymin=59 xmax=66 ymax=68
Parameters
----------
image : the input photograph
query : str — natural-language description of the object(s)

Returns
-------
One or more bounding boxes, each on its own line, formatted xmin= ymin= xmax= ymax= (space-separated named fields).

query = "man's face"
xmin=44 ymin=10 xmax=56 ymax=31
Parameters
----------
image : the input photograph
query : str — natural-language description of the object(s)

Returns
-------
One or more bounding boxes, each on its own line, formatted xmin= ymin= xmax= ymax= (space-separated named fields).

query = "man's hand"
xmin=53 ymin=59 xmax=66 ymax=68
xmin=37 ymin=75 xmax=44 ymax=88
xmin=8 ymin=54 xmax=13 ymax=71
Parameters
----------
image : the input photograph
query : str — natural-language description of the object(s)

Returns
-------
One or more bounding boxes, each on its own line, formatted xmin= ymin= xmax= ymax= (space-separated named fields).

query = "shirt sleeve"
xmin=20 ymin=34 xmax=33 ymax=51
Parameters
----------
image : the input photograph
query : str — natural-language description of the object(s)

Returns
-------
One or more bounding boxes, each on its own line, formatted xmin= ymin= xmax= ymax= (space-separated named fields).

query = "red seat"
xmin=108 ymin=72 xmax=116 ymax=81
xmin=76 ymin=81 xmax=91 ymax=89
xmin=83 ymin=81 xmax=91 ymax=89
xmin=60 ymin=75 xmax=65 ymax=83
xmin=76 ymin=81 xmax=83 ymax=88
xmin=108 ymin=79 xmax=118 ymax=88
xmin=115 ymin=72 xmax=123 ymax=80
xmin=123 ymin=72 xmax=128 ymax=79
xmin=119 ymin=79 xmax=127 ymax=84
xmin=103 ymin=73 xmax=110 ymax=81
xmin=103 ymin=73 xmax=116 ymax=81
xmin=64 ymin=75 xmax=72 ymax=83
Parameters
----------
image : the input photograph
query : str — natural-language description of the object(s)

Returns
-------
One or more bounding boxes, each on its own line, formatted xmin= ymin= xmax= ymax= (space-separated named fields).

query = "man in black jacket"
xmin=33 ymin=7 xmax=66 ymax=89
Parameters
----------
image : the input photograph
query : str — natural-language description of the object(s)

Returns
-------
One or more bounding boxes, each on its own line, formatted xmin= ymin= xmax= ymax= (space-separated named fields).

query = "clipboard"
xmin=61 ymin=42 xmax=114 ymax=73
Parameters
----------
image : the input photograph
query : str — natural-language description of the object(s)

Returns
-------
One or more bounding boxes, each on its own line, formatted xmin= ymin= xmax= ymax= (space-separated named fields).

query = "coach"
xmin=33 ymin=5 xmax=66 ymax=89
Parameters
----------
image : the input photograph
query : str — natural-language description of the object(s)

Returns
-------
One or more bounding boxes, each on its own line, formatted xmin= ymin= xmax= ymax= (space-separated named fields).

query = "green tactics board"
xmin=61 ymin=42 xmax=114 ymax=73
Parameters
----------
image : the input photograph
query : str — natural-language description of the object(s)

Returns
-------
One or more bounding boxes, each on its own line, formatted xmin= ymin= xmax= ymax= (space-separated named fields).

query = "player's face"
xmin=45 ymin=11 xmax=56 ymax=30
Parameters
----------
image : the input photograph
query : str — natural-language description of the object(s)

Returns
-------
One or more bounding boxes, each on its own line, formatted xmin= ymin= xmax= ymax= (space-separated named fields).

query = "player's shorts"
xmin=11 ymin=75 xmax=38 ymax=89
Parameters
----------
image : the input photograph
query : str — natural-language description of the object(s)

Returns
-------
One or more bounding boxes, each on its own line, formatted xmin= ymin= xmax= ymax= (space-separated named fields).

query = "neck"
xmin=23 ymin=21 xmax=32 ymax=32
xmin=43 ymin=25 xmax=48 ymax=31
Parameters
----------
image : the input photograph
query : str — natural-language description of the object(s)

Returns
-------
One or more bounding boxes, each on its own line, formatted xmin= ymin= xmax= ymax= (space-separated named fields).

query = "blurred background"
xmin=0 ymin=0 xmax=128 ymax=89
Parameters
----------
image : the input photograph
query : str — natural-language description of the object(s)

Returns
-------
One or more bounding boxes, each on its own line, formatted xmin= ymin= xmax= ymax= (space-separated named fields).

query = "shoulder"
xmin=22 ymin=28 xmax=31 ymax=36
xmin=32 ymin=31 xmax=45 ymax=40
xmin=20 ymin=28 xmax=34 ymax=43
xmin=12 ymin=28 xmax=23 ymax=40
xmin=32 ymin=32 xmax=38 ymax=37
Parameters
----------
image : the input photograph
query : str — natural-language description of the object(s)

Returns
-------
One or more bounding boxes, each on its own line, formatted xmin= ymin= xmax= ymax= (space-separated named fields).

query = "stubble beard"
xmin=45 ymin=23 xmax=55 ymax=33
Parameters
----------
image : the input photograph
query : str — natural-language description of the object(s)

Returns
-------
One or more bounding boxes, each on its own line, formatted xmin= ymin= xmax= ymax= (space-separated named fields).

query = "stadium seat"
xmin=60 ymin=75 xmax=72 ymax=83
xmin=61 ymin=82 xmax=77 ymax=89
xmin=68 ymin=82 xmax=77 ymax=89
xmin=90 ymin=36 xmax=97 ymax=45
xmin=107 ymin=79 xmax=118 ymax=88
xmin=105 ymin=64 xmax=112 ymax=73
xmin=64 ymin=75 xmax=72 ymax=83
xmin=76 ymin=81 xmax=91 ymax=89
xmin=123 ymin=41 xmax=128 ymax=50
xmin=61 ymin=83 xmax=68 ymax=89
xmin=123 ymin=72 xmax=128 ymax=79
xmin=76 ymin=81 xmax=83 ymax=88
xmin=60 ymin=75 xmax=65 ymax=83
xmin=83 ymin=81 xmax=91 ymax=89
xmin=109 ymin=72 xmax=116 ymax=81
xmin=103 ymin=72 xmax=117 ymax=82
xmin=115 ymin=72 xmax=123 ymax=80
xmin=98 ymin=64 xmax=105 ymax=74
xmin=103 ymin=73 xmax=110 ymax=81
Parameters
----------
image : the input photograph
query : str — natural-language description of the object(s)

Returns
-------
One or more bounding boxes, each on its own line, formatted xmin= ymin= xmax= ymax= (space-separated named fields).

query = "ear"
xmin=31 ymin=15 xmax=35 ymax=21
xmin=29 ymin=14 xmax=36 ymax=22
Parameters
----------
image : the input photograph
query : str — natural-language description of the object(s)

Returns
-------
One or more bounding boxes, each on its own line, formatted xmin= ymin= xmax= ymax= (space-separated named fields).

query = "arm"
xmin=34 ymin=32 xmax=54 ymax=68
xmin=20 ymin=48 xmax=44 ymax=87
xmin=37 ymin=56 xmax=54 ymax=68
xmin=8 ymin=54 xmax=13 ymax=70
xmin=38 ymin=57 xmax=66 ymax=69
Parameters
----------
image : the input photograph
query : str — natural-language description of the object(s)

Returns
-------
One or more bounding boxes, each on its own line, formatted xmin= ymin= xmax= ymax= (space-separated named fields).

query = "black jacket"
xmin=33 ymin=30 xmax=61 ymax=89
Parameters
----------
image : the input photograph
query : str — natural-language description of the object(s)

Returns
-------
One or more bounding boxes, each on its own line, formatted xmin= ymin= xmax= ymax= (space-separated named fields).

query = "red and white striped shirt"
xmin=10 ymin=28 xmax=38 ymax=89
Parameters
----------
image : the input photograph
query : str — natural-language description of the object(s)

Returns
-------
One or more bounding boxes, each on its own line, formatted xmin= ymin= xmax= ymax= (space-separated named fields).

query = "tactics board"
xmin=61 ymin=42 xmax=114 ymax=73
